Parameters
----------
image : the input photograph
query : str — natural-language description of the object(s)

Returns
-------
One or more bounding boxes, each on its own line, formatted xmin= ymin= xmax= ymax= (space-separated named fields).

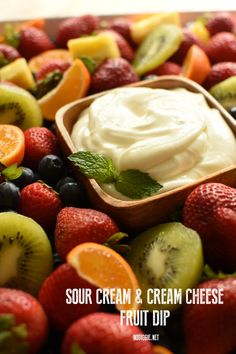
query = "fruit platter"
xmin=0 ymin=10 xmax=236 ymax=354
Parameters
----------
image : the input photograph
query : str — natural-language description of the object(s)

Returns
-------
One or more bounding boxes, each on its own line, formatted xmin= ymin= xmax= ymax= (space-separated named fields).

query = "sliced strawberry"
xmin=204 ymin=62 xmax=236 ymax=89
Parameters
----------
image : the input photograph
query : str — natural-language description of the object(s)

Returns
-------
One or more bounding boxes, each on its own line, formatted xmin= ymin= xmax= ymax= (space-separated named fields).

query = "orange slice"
xmin=153 ymin=345 xmax=174 ymax=354
xmin=38 ymin=58 xmax=90 ymax=121
xmin=0 ymin=125 xmax=25 ymax=167
xmin=29 ymin=49 xmax=73 ymax=73
xmin=182 ymin=44 xmax=211 ymax=84
xmin=67 ymin=242 xmax=140 ymax=311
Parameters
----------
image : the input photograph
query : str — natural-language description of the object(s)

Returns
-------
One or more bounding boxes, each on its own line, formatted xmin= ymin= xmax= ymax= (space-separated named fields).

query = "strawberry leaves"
xmin=68 ymin=151 xmax=162 ymax=199
xmin=202 ymin=264 xmax=236 ymax=281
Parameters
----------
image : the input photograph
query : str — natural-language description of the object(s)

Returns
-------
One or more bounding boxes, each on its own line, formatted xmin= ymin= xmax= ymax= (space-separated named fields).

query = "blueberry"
xmin=55 ymin=176 xmax=76 ymax=192
xmin=38 ymin=154 xmax=65 ymax=185
xmin=59 ymin=182 xmax=86 ymax=206
xmin=229 ymin=107 xmax=236 ymax=120
xmin=0 ymin=182 xmax=20 ymax=210
xmin=13 ymin=167 xmax=36 ymax=189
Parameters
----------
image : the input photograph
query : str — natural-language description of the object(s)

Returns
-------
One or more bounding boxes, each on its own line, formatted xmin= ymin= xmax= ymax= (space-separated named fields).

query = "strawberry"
xmin=171 ymin=29 xmax=203 ymax=64
xmin=109 ymin=17 xmax=134 ymax=47
xmin=147 ymin=61 xmax=181 ymax=76
xmin=183 ymin=278 xmax=236 ymax=354
xmin=0 ymin=43 xmax=20 ymax=66
xmin=24 ymin=127 xmax=58 ymax=169
xmin=102 ymin=30 xmax=134 ymax=61
xmin=0 ymin=288 xmax=48 ymax=354
xmin=206 ymin=32 xmax=236 ymax=63
xmin=183 ymin=183 xmax=236 ymax=271
xmin=36 ymin=59 xmax=71 ymax=81
xmin=39 ymin=263 xmax=100 ymax=331
xmin=206 ymin=12 xmax=236 ymax=36
xmin=203 ymin=61 xmax=236 ymax=90
xmin=56 ymin=15 xmax=100 ymax=48
xmin=19 ymin=182 xmax=63 ymax=230
xmin=62 ymin=312 xmax=154 ymax=354
xmin=18 ymin=27 xmax=55 ymax=60
xmin=55 ymin=207 xmax=119 ymax=260
xmin=90 ymin=58 xmax=138 ymax=94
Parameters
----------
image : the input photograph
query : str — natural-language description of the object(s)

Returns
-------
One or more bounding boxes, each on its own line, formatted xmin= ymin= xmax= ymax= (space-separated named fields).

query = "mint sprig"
xmin=68 ymin=151 xmax=163 ymax=199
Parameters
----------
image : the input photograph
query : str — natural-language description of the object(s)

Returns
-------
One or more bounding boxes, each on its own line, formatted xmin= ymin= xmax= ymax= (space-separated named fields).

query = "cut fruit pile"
xmin=0 ymin=11 xmax=235 ymax=354
xmin=0 ymin=11 xmax=235 ymax=124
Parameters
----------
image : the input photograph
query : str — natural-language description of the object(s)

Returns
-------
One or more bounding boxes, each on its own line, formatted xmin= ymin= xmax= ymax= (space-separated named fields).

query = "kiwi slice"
xmin=133 ymin=24 xmax=183 ymax=76
xmin=0 ymin=83 xmax=42 ymax=130
xmin=0 ymin=212 xmax=53 ymax=296
xmin=127 ymin=222 xmax=203 ymax=311
xmin=209 ymin=76 xmax=236 ymax=111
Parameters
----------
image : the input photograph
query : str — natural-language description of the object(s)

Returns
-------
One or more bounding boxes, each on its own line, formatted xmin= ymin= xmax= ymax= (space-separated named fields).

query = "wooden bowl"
xmin=56 ymin=76 xmax=236 ymax=232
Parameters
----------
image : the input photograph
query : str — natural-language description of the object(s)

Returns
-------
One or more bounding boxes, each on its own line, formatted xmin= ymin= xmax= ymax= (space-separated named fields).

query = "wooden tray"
xmin=56 ymin=76 xmax=236 ymax=232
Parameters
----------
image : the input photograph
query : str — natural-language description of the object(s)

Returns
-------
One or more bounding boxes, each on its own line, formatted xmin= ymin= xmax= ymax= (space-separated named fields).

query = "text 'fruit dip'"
xmin=71 ymin=87 xmax=236 ymax=200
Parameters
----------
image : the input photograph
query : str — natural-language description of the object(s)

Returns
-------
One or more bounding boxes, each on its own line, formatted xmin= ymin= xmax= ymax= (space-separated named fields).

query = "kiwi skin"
xmin=209 ymin=76 xmax=236 ymax=111
xmin=127 ymin=222 xmax=204 ymax=311
xmin=0 ymin=212 xmax=53 ymax=296
xmin=0 ymin=83 xmax=43 ymax=130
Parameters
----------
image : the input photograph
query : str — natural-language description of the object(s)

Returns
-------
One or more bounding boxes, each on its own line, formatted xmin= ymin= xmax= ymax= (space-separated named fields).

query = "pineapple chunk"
xmin=68 ymin=33 xmax=120 ymax=65
xmin=131 ymin=12 xmax=181 ymax=43
xmin=0 ymin=58 xmax=36 ymax=90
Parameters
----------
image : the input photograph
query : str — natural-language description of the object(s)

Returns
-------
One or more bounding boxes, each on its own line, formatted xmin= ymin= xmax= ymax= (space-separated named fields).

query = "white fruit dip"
xmin=71 ymin=87 xmax=236 ymax=200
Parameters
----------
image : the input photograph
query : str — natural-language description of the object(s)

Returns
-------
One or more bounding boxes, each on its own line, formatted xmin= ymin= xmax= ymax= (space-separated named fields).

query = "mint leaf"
xmin=1 ymin=164 xmax=22 ymax=181
xmin=115 ymin=169 xmax=162 ymax=199
xmin=202 ymin=264 xmax=236 ymax=281
xmin=68 ymin=151 xmax=117 ymax=183
xmin=80 ymin=56 xmax=97 ymax=74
